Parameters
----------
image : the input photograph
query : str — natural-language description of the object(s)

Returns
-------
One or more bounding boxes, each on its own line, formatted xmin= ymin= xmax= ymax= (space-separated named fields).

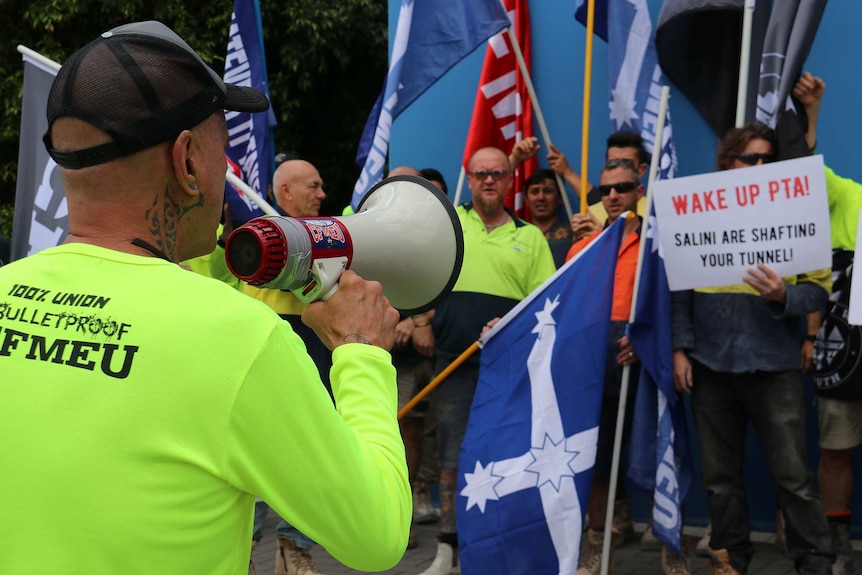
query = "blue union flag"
xmin=456 ymin=219 xmax=625 ymax=575
xmin=627 ymin=204 xmax=692 ymax=558
xmin=223 ymin=0 xmax=276 ymax=224
xmin=352 ymin=0 xmax=510 ymax=209
xmin=576 ymin=0 xmax=678 ymax=181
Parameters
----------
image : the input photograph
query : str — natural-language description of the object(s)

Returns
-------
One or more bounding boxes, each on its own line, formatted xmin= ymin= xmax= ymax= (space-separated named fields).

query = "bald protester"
xmin=272 ymin=158 xmax=326 ymax=217
xmin=0 ymin=21 xmax=409 ymax=575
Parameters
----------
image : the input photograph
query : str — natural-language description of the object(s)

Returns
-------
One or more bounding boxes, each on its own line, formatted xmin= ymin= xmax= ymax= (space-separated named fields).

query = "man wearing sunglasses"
xmin=564 ymin=158 xmax=646 ymax=575
xmin=672 ymin=121 xmax=833 ymax=575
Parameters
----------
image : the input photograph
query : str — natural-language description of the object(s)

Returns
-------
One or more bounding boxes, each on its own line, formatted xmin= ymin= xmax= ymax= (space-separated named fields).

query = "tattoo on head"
xmin=145 ymin=185 xmax=205 ymax=261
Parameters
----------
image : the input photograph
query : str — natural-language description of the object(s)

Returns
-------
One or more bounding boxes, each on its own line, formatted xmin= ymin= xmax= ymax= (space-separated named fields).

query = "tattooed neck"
xmin=143 ymin=185 xmax=204 ymax=262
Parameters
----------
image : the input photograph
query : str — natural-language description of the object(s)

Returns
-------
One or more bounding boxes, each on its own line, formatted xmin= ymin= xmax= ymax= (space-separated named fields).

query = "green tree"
xmin=0 ymin=0 xmax=387 ymax=237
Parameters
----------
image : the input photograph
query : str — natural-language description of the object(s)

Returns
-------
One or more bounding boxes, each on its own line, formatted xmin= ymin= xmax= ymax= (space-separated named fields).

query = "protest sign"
xmin=847 ymin=207 xmax=862 ymax=326
xmin=653 ymin=155 xmax=831 ymax=291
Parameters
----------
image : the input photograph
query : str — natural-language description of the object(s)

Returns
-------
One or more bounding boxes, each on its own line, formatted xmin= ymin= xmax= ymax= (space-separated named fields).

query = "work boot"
xmin=577 ymin=528 xmax=612 ymax=575
xmin=708 ymin=548 xmax=741 ymax=575
xmin=418 ymin=542 xmax=460 ymax=575
xmin=830 ymin=519 xmax=857 ymax=575
xmin=696 ymin=522 xmax=712 ymax=557
xmin=612 ymin=500 xmax=635 ymax=549
xmin=413 ymin=483 xmax=440 ymax=524
xmin=275 ymin=537 xmax=324 ymax=575
xmin=661 ymin=537 xmax=690 ymax=575
xmin=642 ymin=522 xmax=661 ymax=552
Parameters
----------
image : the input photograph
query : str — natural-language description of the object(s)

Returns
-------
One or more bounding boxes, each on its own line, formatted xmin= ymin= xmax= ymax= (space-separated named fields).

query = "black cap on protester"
xmin=43 ymin=21 xmax=270 ymax=170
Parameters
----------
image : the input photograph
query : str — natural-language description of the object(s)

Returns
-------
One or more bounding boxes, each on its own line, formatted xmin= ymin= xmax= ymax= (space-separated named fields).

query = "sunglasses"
xmin=736 ymin=152 xmax=775 ymax=166
xmin=598 ymin=181 xmax=639 ymax=196
xmin=470 ymin=170 xmax=510 ymax=181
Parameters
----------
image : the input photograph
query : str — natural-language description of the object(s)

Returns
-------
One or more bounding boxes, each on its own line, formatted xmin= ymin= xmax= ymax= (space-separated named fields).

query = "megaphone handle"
xmin=319 ymin=282 xmax=339 ymax=301
xmin=290 ymin=256 xmax=348 ymax=303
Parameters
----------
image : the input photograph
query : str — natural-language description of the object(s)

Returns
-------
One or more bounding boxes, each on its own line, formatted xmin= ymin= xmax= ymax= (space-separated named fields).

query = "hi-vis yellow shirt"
xmin=0 ymin=244 xmax=409 ymax=574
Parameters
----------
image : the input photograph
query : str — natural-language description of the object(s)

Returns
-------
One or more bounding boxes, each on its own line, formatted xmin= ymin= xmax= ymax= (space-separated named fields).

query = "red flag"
xmin=462 ymin=0 xmax=535 ymax=219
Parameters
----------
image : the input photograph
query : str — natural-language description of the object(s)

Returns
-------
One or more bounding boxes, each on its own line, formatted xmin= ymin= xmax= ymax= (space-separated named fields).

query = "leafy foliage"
xmin=0 ymin=0 xmax=388 ymax=225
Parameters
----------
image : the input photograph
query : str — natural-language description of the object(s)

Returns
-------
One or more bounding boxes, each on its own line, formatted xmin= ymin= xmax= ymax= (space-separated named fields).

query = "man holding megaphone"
xmin=0 ymin=21 xmax=409 ymax=575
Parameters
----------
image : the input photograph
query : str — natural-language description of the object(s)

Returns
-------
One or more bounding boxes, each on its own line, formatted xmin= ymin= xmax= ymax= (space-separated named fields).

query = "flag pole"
xmin=17 ymin=45 xmax=61 ymax=72
xmin=225 ymin=171 xmax=279 ymax=217
xmin=579 ymin=0 xmax=597 ymax=214
xmin=600 ymin=85 xmax=670 ymax=575
xmin=735 ymin=0 xmax=756 ymax=127
xmin=505 ymin=26 xmax=572 ymax=221
xmin=398 ymin=342 xmax=479 ymax=420
xmin=453 ymin=167 xmax=467 ymax=207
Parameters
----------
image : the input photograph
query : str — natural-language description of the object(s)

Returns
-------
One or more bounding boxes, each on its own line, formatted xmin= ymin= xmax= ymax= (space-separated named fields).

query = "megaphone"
xmin=225 ymin=175 xmax=464 ymax=314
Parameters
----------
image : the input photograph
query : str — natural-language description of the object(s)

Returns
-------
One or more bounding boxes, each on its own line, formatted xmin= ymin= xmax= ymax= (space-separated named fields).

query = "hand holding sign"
xmin=743 ymin=264 xmax=787 ymax=304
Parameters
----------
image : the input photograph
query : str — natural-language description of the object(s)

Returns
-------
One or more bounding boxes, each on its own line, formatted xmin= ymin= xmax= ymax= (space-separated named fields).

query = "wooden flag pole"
xmin=397 ymin=342 xmax=479 ymax=420
xmin=580 ymin=0 xmax=597 ymax=214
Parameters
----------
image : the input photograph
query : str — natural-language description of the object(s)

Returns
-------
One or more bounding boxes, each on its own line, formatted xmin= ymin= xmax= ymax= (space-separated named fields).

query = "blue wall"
xmin=387 ymin=1 xmax=862 ymax=533
xmin=389 ymin=1 xmax=862 ymax=204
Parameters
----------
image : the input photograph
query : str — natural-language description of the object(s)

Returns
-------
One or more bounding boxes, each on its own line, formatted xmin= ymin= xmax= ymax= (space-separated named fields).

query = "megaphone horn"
xmin=225 ymin=175 xmax=465 ymax=314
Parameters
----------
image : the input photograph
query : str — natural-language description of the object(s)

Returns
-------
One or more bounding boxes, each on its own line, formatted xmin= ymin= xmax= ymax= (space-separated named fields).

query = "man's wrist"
xmin=343 ymin=333 xmax=373 ymax=345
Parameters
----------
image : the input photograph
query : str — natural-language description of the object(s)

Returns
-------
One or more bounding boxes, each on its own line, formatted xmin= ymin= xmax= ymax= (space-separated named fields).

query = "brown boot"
xmin=661 ymin=537 xmax=690 ymax=575
xmin=577 ymin=528 xmax=612 ymax=575
xmin=708 ymin=548 xmax=741 ymax=575
xmin=695 ymin=522 xmax=712 ymax=557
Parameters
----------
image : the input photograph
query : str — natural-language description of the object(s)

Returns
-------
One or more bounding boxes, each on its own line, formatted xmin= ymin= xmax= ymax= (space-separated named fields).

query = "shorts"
xmin=397 ymin=357 xmax=435 ymax=418
xmin=817 ymin=396 xmax=862 ymax=450
xmin=434 ymin=359 xmax=479 ymax=468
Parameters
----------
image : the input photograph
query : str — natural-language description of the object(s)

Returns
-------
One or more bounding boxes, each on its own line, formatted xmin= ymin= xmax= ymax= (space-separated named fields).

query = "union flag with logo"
xmin=462 ymin=0 xmax=534 ymax=218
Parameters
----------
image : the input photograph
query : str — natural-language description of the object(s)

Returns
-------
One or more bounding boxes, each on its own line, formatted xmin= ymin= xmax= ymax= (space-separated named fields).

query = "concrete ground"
xmin=249 ymin=513 xmax=858 ymax=574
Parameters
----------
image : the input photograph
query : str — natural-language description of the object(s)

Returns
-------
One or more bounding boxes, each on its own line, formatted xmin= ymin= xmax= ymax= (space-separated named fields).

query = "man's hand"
xmin=792 ymin=71 xmax=825 ymax=111
xmin=509 ymin=137 xmax=539 ymax=169
xmin=393 ymin=318 xmax=414 ymax=349
xmin=571 ymin=212 xmax=601 ymax=241
xmin=801 ymin=340 xmax=815 ymax=374
xmin=302 ymin=270 xmax=399 ymax=351
xmin=547 ymin=144 xmax=575 ymax=179
xmin=616 ymin=335 xmax=638 ymax=366
xmin=673 ymin=349 xmax=693 ymax=395
xmin=743 ymin=264 xmax=787 ymax=304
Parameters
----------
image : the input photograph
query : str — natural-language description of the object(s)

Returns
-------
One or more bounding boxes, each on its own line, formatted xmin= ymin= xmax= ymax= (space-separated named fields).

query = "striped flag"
xmin=462 ymin=0 xmax=534 ymax=217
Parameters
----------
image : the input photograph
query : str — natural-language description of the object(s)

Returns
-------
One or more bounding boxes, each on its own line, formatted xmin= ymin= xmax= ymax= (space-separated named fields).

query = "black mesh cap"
xmin=43 ymin=21 xmax=270 ymax=170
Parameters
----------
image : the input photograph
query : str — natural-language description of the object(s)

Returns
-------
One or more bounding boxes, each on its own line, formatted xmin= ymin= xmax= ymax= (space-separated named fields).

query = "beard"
xmin=473 ymin=191 xmax=504 ymax=215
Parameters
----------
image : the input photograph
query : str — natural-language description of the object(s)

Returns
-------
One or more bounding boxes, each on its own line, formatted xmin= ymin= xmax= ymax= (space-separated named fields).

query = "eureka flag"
xmin=462 ymin=0 xmax=534 ymax=217
xmin=11 ymin=53 xmax=65 ymax=263
xmin=223 ymin=0 xmax=276 ymax=224
xmin=576 ymin=0 xmax=678 ymax=181
xmin=627 ymin=204 xmax=692 ymax=558
xmin=352 ymin=0 xmax=510 ymax=209
xmin=456 ymin=218 xmax=625 ymax=575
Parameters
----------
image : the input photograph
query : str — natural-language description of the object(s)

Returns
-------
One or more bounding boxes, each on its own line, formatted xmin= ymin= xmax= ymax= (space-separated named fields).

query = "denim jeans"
xmin=252 ymin=499 xmax=315 ymax=550
xmin=691 ymin=363 xmax=833 ymax=575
